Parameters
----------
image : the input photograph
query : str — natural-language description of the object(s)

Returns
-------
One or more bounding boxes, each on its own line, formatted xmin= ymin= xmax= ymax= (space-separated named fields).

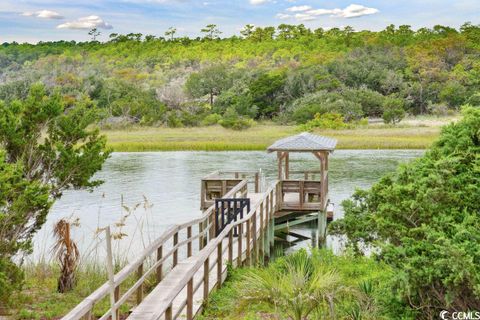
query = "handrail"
xmin=62 ymin=177 xmax=249 ymax=320
xmin=130 ymin=181 xmax=280 ymax=319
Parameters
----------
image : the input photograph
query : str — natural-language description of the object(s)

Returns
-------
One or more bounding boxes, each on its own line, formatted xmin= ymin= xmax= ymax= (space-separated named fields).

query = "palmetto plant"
xmin=240 ymin=249 xmax=348 ymax=320
xmin=52 ymin=218 xmax=80 ymax=293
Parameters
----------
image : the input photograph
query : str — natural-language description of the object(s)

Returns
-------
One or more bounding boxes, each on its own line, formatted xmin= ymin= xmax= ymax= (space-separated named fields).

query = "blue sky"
xmin=1 ymin=0 xmax=479 ymax=43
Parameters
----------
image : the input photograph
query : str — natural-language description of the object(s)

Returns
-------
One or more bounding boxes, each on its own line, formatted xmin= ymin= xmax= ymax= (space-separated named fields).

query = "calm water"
xmin=31 ymin=150 xmax=422 ymax=262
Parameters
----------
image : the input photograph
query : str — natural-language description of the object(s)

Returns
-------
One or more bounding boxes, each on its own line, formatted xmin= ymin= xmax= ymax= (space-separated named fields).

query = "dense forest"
xmin=1 ymin=23 xmax=480 ymax=129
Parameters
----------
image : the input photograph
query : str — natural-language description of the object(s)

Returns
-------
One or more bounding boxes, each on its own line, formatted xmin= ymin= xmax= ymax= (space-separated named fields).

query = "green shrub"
xmin=201 ymin=113 xmax=222 ymax=126
xmin=466 ymin=92 xmax=480 ymax=107
xmin=201 ymin=249 xmax=396 ymax=320
xmin=300 ymin=112 xmax=349 ymax=131
xmin=330 ymin=106 xmax=480 ymax=316
xmin=382 ymin=96 xmax=405 ymax=124
xmin=290 ymin=91 xmax=363 ymax=124
xmin=219 ymin=107 xmax=254 ymax=130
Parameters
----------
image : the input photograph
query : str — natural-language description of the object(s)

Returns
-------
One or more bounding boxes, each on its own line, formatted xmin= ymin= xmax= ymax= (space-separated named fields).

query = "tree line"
xmin=1 ymin=22 xmax=480 ymax=129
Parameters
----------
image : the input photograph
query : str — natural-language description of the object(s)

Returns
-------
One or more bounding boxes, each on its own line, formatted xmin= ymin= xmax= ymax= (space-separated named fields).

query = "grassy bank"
xmin=9 ymin=263 xmax=143 ymax=319
xmin=103 ymin=117 xmax=455 ymax=152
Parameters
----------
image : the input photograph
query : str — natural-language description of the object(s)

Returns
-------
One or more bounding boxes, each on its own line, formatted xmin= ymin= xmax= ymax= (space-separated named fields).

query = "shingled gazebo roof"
xmin=267 ymin=132 xmax=337 ymax=153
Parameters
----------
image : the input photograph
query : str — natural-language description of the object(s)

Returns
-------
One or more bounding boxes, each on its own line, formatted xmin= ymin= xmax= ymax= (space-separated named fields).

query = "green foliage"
xmin=219 ymin=107 xmax=254 ymax=130
xmin=300 ymin=113 xmax=349 ymax=131
xmin=290 ymin=91 xmax=364 ymax=123
xmin=201 ymin=249 xmax=395 ymax=320
xmin=0 ymin=84 xmax=110 ymax=304
xmin=0 ymin=22 xmax=479 ymax=127
xmin=382 ymin=96 xmax=405 ymax=124
xmin=330 ymin=107 xmax=480 ymax=317
xmin=248 ymin=73 xmax=285 ymax=118
xmin=93 ymin=79 xmax=166 ymax=124
xmin=201 ymin=113 xmax=222 ymax=126
xmin=185 ymin=64 xmax=233 ymax=105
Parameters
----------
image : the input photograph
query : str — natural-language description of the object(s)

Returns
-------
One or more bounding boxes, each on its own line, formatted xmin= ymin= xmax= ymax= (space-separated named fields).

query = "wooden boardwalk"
xmin=62 ymin=133 xmax=337 ymax=320
xmin=61 ymin=175 xmax=281 ymax=320
xmin=62 ymin=170 xmax=330 ymax=320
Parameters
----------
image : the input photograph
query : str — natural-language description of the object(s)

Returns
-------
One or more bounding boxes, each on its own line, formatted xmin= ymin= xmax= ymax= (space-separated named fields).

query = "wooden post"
xmin=136 ymin=263 xmax=143 ymax=304
xmin=187 ymin=278 xmax=193 ymax=320
xmin=203 ymin=257 xmax=210 ymax=300
xmin=228 ymin=229 xmax=233 ymax=265
xmin=255 ymin=172 xmax=259 ymax=193
xmin=199 ymin=222 xmax=204 ymax=250
xmin=221 ymin=180 xmax=227 ymax=196
xmin=246 ymin=219 xmax=251 ymax=266
xmin=252 ymin=211 xmax=257 ymax=265
xmin=277 ymin=151 xmax=283 ymax=180
xmin=285 ymin=152 xmax=289 ymax=179
xmin=173 ymin=232 xmax=178 ymax=267
xmin=238 ymin=223 xmax=243 ymax=266
xmin=156 ymin=246 xmax=163 ymax=283
xmin=165 ymin=305 xmax=173 ymax=320
xmin=217 ymin=241 xmax=223 ymax=289
xmin=318 ymin=210 xmax=327 ymax=248
xmin=259 ymin=202 xmax=264 ymax=263
xmin=105 ymin=227 xmax=117 ymax=320
xmin=187 ymin=226 xmax=192 ymax=257
xmin=299 ymin=180 xmax=304 ymax=208
xmin=200 ymin=180 xmax=206 ymax=210
xmin=81 ymin=310 xmax=92 ymax=320
xmin=114 ymin=286 xmax=120 ymax=319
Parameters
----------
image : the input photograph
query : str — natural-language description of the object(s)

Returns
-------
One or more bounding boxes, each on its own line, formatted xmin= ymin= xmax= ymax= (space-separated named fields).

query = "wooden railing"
xmin=278 ymin=179 xmax=325 ymax=211
xmin=62 ymin=179 xmax=249 ymax=320
xmin=200 ymin=170 xmax=257 ymax=210
xmin=128 ymin=182 xmax=280 ymax=320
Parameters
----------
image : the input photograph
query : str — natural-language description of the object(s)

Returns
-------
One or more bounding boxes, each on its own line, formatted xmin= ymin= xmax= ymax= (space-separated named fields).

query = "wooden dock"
xmin=62 ymin=132 xmax=337 ymax=320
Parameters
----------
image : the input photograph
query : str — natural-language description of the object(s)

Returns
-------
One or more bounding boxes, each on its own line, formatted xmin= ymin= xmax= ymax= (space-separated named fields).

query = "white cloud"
xmin=21 ymin=10 xmax=64 ymax=19
xmin=250 ymin=0 xmax=269 ymax=5
xmin=276 ymin=13 xmax=291 ymax=19
xmin=335 ymin=4 xmax=379 ymax=18
xmin=305 ymin=8 xmax=335 ymax=16
xmin=295 ymin=13 xmax=316 ymax=21
xmin=286 ymin=5 xmax=312 ymax=12
xmin=278 ymin=3 xmax=379 ymax=22
xmin=57 ymin=15 xmax=113 ymax=30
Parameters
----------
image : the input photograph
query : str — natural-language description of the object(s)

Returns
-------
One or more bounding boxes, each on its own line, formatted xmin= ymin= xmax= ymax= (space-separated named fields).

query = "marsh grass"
xmin=102 ymin=120 xmax=449 ymax=152
xmin=11 ymin=196 xmax=158 ymax=319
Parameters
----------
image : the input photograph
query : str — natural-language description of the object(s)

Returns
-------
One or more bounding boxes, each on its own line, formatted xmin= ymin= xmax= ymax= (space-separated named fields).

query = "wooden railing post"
xmin=246 ymin=219 xmax=251 ymax=266
xmin=199 ymin=222 xmax=204 ymax=250
xmin=255 ymin=172 xmax=259 ymax=193
xmin=217 ymin=241 xmax=223 ymax=289
xmin=228 ymin=229 xmax=233 ymax=265
xmin=252 ymin=211 xmax=257 ymax=265
xmin=173 ymin=232 xmax=179 ymax=267
xmin=238 ymin=223 xmax=243 ymax=266
xmin=165 ymin=304 xmax=173 ymax=320
xmin=259 ymin=202 xmax=264 ymax=263
xmin=136 ymin=263 xmax=144 ymax=304
xmin=203 ymin=257 xmax=210 ymax=301
xmin=187 ymin=226 xmax=192 ymax=257
xmin=156 ymin=246 xmax=163 ymax=283
xmin=114 ymin=286 xmax=120 ymax=320
xmin=187 ymin=278 xmax=193 ymax=320
xmin=81 ymin=310 xmax=92 ymax=320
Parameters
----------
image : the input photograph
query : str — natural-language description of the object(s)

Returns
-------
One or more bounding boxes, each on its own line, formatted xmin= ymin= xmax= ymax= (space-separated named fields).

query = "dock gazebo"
xmin=267 ymin=132 xmax=337 ymax=212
